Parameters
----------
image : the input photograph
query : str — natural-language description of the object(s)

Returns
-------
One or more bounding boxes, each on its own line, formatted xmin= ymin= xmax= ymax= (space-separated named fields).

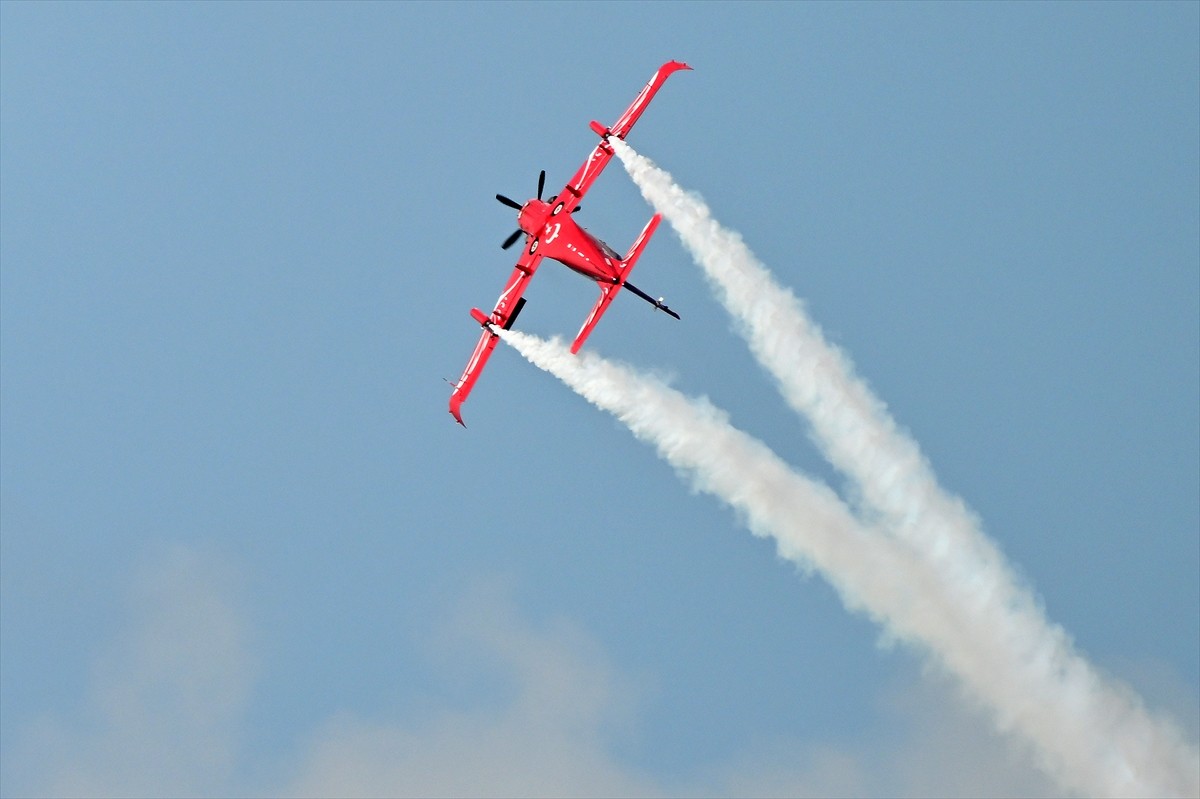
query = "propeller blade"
xmin=537 ymin=170 xmax=545 ymax=201
xmin=501 ymin=229 xmax=523 ymax=250
xmin=571 ymin=205 xmax=581 ymax=213
xmin=496 ymin=194 xmax=522 ymax=210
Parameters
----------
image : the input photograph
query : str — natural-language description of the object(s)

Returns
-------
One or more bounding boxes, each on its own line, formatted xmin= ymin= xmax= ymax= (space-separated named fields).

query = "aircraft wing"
xmin=556 ymin=60 xmax=691 ymax=212
xmin=448 ymin=248 xmax=542 ymax=426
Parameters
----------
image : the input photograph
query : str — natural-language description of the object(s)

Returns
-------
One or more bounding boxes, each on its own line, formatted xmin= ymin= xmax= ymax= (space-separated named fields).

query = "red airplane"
xmin=448 ymin=60 xmax=691 ymax=426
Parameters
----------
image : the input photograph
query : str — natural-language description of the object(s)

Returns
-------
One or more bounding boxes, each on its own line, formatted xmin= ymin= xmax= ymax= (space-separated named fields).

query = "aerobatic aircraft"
xmin=448 ymin=60 xmax=691 ymax=426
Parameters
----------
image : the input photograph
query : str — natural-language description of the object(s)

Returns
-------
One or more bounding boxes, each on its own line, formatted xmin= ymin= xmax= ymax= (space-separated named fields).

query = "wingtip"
xmin=449 ymin=398 xmax=466 ymax=428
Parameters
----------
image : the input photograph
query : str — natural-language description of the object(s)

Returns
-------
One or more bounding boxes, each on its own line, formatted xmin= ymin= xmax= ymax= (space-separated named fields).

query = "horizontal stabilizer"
xmin=621 ymin=213 xmax=661 ymax=274
xmin=570 ymin=213 xmax=663 ymax=354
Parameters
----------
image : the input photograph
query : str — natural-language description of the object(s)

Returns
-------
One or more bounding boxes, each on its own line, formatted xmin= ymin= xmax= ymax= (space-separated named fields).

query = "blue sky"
xmin=2 ymin=2 xmax=1196 ymax=796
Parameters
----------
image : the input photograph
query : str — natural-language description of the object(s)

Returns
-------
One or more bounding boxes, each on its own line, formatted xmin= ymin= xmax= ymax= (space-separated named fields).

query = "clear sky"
xmin=2 ymin=2 xmax=1196 ymax=796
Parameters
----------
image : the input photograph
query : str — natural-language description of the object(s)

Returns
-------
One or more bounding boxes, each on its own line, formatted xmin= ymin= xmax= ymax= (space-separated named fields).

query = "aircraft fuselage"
xmin=515 ymin=199 xmax=622 ymax=284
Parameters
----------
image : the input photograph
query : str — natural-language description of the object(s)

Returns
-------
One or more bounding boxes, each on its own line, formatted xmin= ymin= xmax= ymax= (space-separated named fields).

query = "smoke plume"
xmin=505 ymin=138 xmax=1197 ymax=797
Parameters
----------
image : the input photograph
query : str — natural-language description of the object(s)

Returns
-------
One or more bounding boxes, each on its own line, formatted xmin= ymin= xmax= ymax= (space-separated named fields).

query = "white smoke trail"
xmin=497 ymin=329 xmax=967 ymax=655
xmin=607 ymin=138 xmax=1199 ymax=797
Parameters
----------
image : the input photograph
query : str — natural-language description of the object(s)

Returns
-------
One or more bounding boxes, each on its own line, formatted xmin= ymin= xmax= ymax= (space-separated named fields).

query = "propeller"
xmin=501 ymin=229 xmax=523 ymax=250
xmin=497 ymin=170 xmax=549 ymax=250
